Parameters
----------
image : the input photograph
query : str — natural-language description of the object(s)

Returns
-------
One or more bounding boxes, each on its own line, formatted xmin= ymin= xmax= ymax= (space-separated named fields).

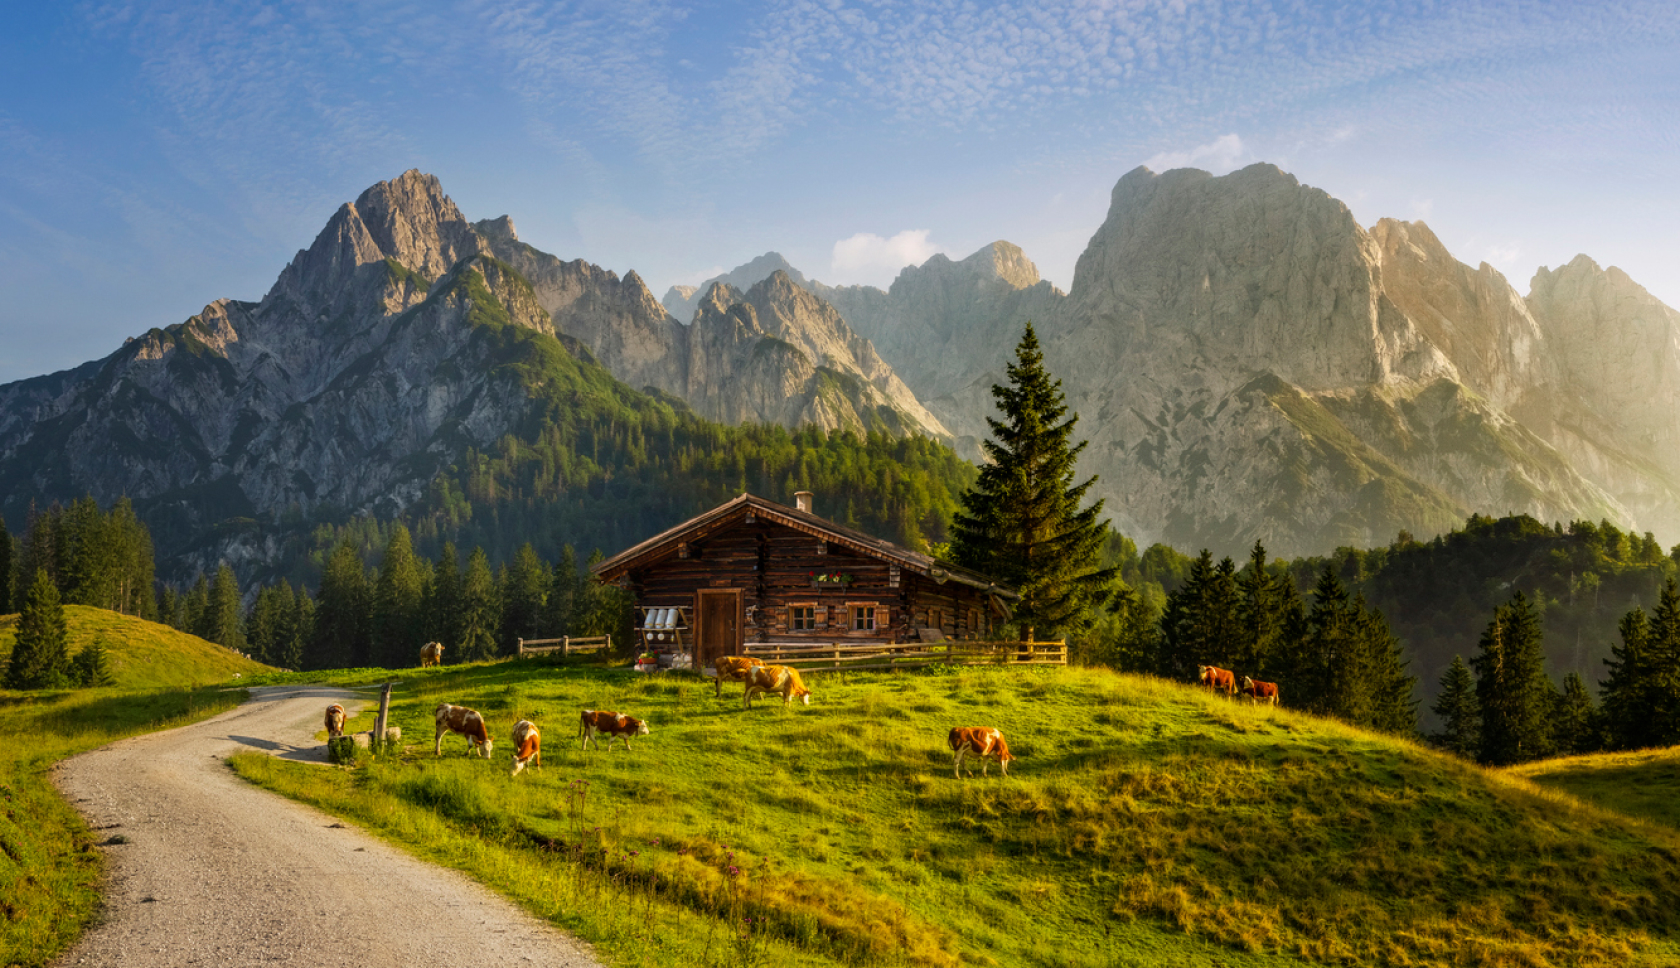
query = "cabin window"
xmin=851 ymin=605 xmax=877 ymax=632
xmin=790 ymin=604 xmax=816 ymax=631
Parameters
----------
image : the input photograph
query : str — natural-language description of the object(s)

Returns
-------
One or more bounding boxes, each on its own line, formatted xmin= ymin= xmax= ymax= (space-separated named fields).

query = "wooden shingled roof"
xmin=592 ymin=492 xmax=1019 ymax=600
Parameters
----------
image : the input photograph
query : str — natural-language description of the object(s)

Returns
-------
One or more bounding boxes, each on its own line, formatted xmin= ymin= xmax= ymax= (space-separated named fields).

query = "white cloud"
xmin=1486 ymin=244 xmax=1523 ymax=268
xmin=1144 ymin=134 xmax=1248 ymax=174
xmin=831 ymin=230 xmax=943 ymax=278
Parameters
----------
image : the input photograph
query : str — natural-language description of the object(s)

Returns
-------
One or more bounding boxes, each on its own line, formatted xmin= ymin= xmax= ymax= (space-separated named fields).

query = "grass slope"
xmin=1514 ymin=747 xmax=1680 ymax=831
xmin=0 ymin=606 xmax=265 ymax=966
xmin=0 ymin=606 xmax=272 ymax=689
xmin=232 ymin=660 xmax=1680 ymax=967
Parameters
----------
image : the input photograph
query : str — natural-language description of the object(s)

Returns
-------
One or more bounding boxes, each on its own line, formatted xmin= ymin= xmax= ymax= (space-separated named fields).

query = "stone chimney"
xmin=794 ymin=491 xmax=814 ymax=514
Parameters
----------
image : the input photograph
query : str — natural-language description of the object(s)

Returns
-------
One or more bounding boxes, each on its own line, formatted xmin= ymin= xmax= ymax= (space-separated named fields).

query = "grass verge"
xmin=231 ymin=659 xmax=1680 ymax=967
xmin=0 ymin=683 xmax=245 ymax=966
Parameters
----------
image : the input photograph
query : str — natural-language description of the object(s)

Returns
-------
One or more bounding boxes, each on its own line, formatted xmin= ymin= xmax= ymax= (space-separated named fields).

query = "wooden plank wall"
xmin=623 ymin=519 xmax=996 ymax=648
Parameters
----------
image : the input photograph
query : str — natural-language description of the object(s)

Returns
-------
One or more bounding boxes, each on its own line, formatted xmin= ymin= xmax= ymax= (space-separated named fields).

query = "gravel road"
xmin=51 ymin=685 xmax=604 ymax=968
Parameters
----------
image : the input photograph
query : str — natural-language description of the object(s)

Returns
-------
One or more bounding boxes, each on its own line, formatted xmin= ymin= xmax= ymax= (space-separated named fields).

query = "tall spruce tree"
xmin=1159 ymin=551 xmax=1243 ymax=679
xmin=1552 ymin=672 xmax=1602 ymax=756
xmin=1473 ymin=591 xmax=1554 ymax=765
xmin=1641 ymin=578 xmax=1680 ymax=746
xmin=1236 ymin=541 xmax=1286 ymax=675
xmin=499 ymin=543 xmax=548 ymax=655
xmin=949 ymin=323 xmax=1115 ymax=640
xmin=312 ymin=542 xmax=371 ymax=669
xmin=544 ymin=544 xmax=579 ymax=637
xmin=202 ymin=565 xmax=246 ymax=651
xmin=426 ymin=543 xmax=465 ymax=655
xmin=457 ymin=547 xmax=500 ymax=662
xmin=372 ymin=525 xmax=426 ymax=668
xmin=1431 ymin=655 xmax=1480 ymax=757
xmin=6 ymin=570 xmax=70 ymax=689
xmin=285 ymin=588 xmax=314 ymax=671
xmin=1601 ymin=605 xmax=1656 ymax=749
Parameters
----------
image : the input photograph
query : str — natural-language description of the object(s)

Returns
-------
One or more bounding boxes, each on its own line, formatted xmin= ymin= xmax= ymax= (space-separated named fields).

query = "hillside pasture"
xmin=232 ymin=660 xmax=1680 ymax=968
xmin=0 ymin=605 xmax=271 ymax=689
xmin=1513 ymin=746 xmax=1680 ymax=831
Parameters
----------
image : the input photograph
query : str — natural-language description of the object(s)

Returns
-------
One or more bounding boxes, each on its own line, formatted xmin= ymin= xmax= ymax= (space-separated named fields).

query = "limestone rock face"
xmin=681 ymin=272 xmax=947 ymax=436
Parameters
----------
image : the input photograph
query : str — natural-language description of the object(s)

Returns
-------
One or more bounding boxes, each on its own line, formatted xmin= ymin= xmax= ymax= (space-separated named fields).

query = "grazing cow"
xmin=743 ymin=664 xmax=812 ymax=709
xmin=714 ymin=655 xmax=764 ymax=698
xmin=949 ymin=727 xmax=1013 ymax=779
xmin=434 ymin=703 xmax=493 ymax=758
xmin=324 ymin=703 xmax=347 ymax=739
xmin=1242 ymin=676 xmax=1280 ymax=707
xmin=510 ymin=720 xmax=542 ymax=776
xmin=1198 ymin=665 xmax=1237 ymax=696
xmin=579 ymin=710 xmax=650 ymax=751
xmin=420 ymin=641 xmax=444 ymax=668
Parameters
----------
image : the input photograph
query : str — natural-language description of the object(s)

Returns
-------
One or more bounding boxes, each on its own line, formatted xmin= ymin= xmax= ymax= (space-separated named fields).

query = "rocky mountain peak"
xmin=662 ymin=253 xmax=811 ymax=323
xmin=475 ymin=215 xmax=518 ymax=242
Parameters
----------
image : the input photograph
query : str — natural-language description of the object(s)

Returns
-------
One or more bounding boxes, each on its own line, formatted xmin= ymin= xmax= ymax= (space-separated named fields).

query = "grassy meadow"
xmin=230 ymin=658 xmax=1680 ymax=968
xmin=1513 ymin=746 xmax=1680 ymax=831
xmin=0 ymin=607 xmax=267 ymax=966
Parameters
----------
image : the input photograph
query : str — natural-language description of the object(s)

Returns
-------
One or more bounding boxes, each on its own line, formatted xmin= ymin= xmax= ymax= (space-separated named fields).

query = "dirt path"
xmin=52 ymin=686 xmax=603 ymax=968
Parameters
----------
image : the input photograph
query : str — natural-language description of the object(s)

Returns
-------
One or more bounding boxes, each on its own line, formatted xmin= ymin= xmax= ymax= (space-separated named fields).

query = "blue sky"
xmin=1 ymin=1 xmax=1675 ymax=384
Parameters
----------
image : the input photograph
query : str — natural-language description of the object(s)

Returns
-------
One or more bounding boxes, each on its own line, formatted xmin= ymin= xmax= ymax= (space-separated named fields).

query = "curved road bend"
xmin=52 ymin=685 xmax=603 ymax=968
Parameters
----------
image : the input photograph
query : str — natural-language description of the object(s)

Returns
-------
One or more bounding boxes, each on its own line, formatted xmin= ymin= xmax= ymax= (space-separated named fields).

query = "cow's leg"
xmin=954 ymin=747 xmax=965 ymax=779
xmin=435 ymin=726 xmax=446 ymax=757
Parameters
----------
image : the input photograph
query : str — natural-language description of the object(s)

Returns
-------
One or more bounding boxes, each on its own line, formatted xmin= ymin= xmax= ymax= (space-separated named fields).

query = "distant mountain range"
xmin=663 ymin=164 xmax=1680 ymax=558
xmin=2 ymin=162 xmax=1676 ymax=579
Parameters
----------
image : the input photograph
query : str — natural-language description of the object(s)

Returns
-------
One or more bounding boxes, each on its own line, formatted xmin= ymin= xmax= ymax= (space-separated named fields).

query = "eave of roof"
xmin=591 ymin=492 xmax=1018 ymax=599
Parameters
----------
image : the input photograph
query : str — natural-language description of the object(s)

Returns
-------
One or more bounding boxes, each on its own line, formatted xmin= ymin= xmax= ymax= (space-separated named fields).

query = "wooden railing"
xmin=740 ymin=638 xmax=1065 ymax=673
xmin=516 ymin=635 xmax=611 ymax=657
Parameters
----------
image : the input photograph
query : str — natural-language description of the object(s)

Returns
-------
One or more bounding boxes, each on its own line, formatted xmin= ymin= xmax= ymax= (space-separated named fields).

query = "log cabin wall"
xmin=622 ymin=518 xmax=997 ymax=650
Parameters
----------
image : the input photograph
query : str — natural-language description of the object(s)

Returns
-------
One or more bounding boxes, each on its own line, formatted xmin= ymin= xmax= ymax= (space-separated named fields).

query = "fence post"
xmin=562 ymin=635 xmax=570 ymax=656
xmin=605 ymin=634 xmax=611 ymax=654
xmin=517 ymin=637 xmax=525 ymax=657
xmin=375 ymin=681 xmax=393 ymax=753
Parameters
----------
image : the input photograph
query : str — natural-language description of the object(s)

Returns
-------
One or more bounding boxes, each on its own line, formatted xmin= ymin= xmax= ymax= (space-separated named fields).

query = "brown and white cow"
xmin=420 ymin=641 xmax=444 ymax=668
xmin=714 ymin=655 xmax=765 ymax=698
xmin=434 ymin=703 xmax=493 ymax=758
xmin=743 ymin=664 xmax=812 ymax=709
xmin=324 ymin=703 xmax=347 ymax=739
xmin=949 ymin=727 xmax=1013 ymax=779
xmin=510 ymin=720 xmax=542 ymax=776
xmin=579 ymin=710 xmax=650 ymax=751
xmin=1198 ymin=665 xmax=1237 ymax=696
xmin=1242 ymin=676 xmax=1280 ymax=707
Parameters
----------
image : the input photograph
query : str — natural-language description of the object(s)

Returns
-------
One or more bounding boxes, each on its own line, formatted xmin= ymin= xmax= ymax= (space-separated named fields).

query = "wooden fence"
xmin=740 ymin=638 xmax=1065 ymax=673
xmin=516 ymin=635 xmax=612 ymax=657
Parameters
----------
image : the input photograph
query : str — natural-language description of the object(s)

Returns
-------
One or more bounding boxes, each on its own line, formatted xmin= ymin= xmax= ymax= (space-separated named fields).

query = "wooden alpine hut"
xmin=592 ymin=491 xmax=1019 ymax=669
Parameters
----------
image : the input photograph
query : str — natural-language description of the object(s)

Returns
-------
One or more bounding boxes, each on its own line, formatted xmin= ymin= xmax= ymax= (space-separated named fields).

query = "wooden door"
xmin=696 ymin=589 xmax=742 ymax=669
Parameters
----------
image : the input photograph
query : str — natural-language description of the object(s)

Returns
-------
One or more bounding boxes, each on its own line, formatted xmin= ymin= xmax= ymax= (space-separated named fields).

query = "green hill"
xmin=1513 ymin=747 xmax=1680 ymax=831
xmin=0 ymin=606 xmax=272 ymax=689
xmin=232 ymin=661 xmax=1680 ymax=967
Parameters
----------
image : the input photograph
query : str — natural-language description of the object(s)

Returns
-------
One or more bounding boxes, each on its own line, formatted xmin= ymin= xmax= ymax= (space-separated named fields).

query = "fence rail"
xmin=739 ymin=638 xmax=1065 ymax=672
xmin=517 ymin=635 xmax=611 ymax=657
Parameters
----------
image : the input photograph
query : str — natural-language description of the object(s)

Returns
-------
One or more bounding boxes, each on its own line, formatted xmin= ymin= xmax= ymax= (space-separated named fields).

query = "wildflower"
xmin=630 ymin=850 xmax=640 ymax=857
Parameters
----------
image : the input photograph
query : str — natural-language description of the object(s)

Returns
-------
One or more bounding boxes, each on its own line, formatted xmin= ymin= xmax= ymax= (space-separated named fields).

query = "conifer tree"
xmin=499 ymin=543 xmax=547 ymax=655
xmin=426 ymin=543 xmax=464 ymax=654
xmin=544 ymin=544 xmax=579 ymax=637
xmin=285 ymin=588 xmax=314 ymax=671
xmin=20 ymin=502 xmax=58 ymax=591
xmin=372 ymin=525 xmax=426 ymax=668
xmin=247 ymin=581 xmax=297 ymax=667
xmin=1474 ymin=591 xmax=1554 ymax=765
xmin=1602 ymin=605 xmax=1656 ymax=749
xmin=1348 ymin=598 xmax=1419 ymax=734
xmin=949 ymin=323 xmax=1116 ymax=640
xmin=70 ymin=639 xmax=114 ymax=687
xmin=202 ymin=565 xmax=246 ymax=652
xmin=6 ymin=570 xmax=70 ymax=689
xmin=1159 ymin=551 xmax=1242 ymax=679
xmin=158 ymin=586 xmax=181 ymax=630
xmin=457 ymin=547 xmax=500 ymax=662
xmin=1236 ymin=541 xmax=1286 ymax=675
xmin=184 ymin=575 xmax=211 ymax=640
xmin=1642 ymin=578 xmax=1680 ymax=746
xmin=1431 ymin=655 xmax=1480 ymax=757
xmin=312 ymin=542 xmax=370 ymax=669
xmin=1552 ymin=672 xmax=1602 ymax=756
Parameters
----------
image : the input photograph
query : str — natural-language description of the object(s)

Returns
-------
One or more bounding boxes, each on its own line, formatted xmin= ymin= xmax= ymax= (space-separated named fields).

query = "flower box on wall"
xmin=808 ymin=570 xmax=854 ymax=588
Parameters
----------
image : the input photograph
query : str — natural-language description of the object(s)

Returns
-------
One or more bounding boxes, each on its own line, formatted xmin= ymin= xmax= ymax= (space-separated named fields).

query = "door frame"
xmin=695 ymin=588 xmax=744 ymax=669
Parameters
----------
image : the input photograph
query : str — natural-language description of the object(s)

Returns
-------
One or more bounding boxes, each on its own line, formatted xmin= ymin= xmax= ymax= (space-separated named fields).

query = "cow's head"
xmin=1197 ymin=665 xmax=1211 ymax=682
xmin=636 ymin=719 xmax=651 ymax=736
xmin=1242 ymin=676 xmax=1254 ymax=690
xmin=795 ymin=684 xmax=812 ymax=705
xmin=478 ymin=737 xmax=494 ymax=758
